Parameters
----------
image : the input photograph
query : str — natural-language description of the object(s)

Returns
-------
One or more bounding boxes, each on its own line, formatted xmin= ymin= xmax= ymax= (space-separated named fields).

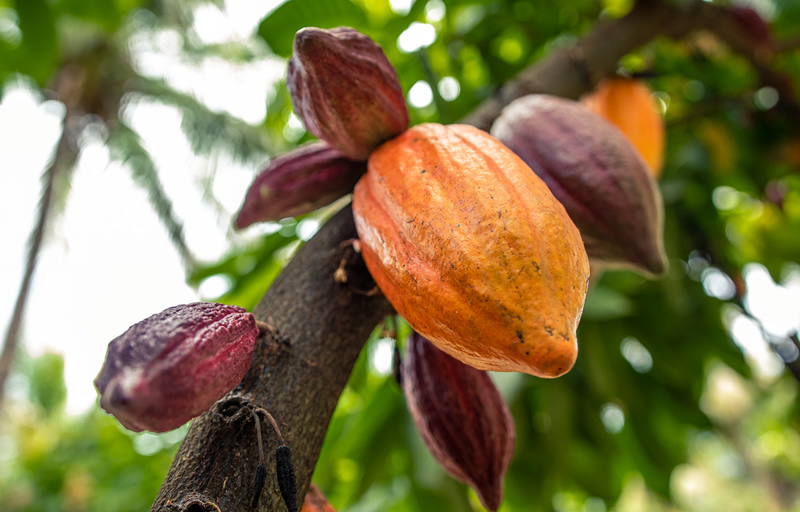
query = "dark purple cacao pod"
xmin=94 ymin=302 xmax=258 ymax=432
xmin=402 ymin=331 xmax=515 ymax=511
xmin=491 ymin=94 xmax=668 ymax=276
xmin=730 ymin=6 xmax=773 ymax=52
xmin=235 ymin=141 xmax=366 ymax=228
xmin=287 ymin=27 xmax=409 ymax=161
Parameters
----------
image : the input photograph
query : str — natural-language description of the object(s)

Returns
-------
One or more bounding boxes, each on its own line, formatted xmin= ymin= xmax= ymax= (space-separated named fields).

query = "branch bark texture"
xmin=151 ymin=1 xmax=793 ymax=510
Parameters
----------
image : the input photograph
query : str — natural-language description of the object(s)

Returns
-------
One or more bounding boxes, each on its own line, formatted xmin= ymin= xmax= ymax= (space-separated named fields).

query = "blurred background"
xmin=1 ymin=0 xmax=800 ymax=510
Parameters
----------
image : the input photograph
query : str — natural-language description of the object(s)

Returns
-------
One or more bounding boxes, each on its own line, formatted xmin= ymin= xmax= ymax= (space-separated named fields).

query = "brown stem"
xmin=151 ymin=1 xmax=800 ymax=510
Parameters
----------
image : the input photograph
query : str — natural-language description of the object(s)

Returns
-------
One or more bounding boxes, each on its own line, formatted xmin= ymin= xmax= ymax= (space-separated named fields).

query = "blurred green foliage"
xmin=2 ymin=0 xmax=800 ymax=511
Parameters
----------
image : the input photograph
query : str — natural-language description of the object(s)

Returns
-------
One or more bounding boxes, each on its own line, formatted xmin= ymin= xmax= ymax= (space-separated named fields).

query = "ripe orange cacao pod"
xmin=402 ymin=332 xmax=515 ymax=511
xmin=492 ymin=94 xmax=667 ymax=276
xmin=581 ymin=78 xmax=665 ymax=176
xmin=235 ymin=141 xmax=366 ymax=228
xmin=287 ymin=27 xmax=409 ymax=161
xmin=352 ymin=123 xmax=589 ymax=378
xmin=301 ymin=484 xmax=336 ymax=512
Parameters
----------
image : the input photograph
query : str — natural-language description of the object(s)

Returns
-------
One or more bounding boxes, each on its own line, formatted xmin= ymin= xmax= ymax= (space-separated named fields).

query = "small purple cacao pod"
xmin=729 ymin=6 xmax=773 ymax=52
xmin=491 ymin=94 xmax=668 ymax=276
xmin=287 ymin=27 xmax=409 ymax=161
xmin=235 ymin=141 xmax=366 ymax=228
xmin=94 ymin=302 xmax=258 ymax=433
xmin=402 ymin=332 xmax=515 ymax=511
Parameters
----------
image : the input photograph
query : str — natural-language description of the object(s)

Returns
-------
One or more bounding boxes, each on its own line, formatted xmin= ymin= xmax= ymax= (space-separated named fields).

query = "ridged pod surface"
xmin=581 ymin=78 xmax=665 ymax=176
xmin=235 ymin=141 xmax=366 ymax=228
xmin=94 ymin=303 xmax=258 ymax=432
xmin=287 ymin=27 xmax=409 ymax=161
xmin=353 ymin=123 xmax=589 ymax=377
xmin=492 ymin=95 xmax=667 ymax=276
xmin=402 ymin=332 xmax=515 ymax=511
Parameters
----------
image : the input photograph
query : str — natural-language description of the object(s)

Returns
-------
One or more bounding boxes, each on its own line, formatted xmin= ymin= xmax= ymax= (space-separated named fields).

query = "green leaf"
xmin=583 ymin=285 xmax=635 ymax=320
xmin=14 ymin=0 xmax=58 ymax=83
xmin=29 ymin=353 xmax=66 ymax=415
xmin=257 ymin=0 xmax=368 ymax=57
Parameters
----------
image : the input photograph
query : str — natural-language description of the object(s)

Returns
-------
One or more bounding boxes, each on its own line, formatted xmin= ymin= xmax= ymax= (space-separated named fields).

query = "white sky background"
xmin=1 ymin=0 xmax=799 ymax=417
xmin=0 ymin=0 xmax=285 ymax=414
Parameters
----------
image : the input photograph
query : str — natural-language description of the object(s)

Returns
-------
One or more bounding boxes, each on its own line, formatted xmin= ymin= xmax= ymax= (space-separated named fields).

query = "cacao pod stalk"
xmin=353 ymin=123 xmax=589 ymax=378
xmin=235 ymin=141 xmax=366 ymax=228
xmin=287 ymin=27 xmax=409 ymax=161
xmin=492 ymin=94 xmax=668 ymax=276
xmin=402 ymin=331 xmax=515 ymax=511
xmin=94 ymin=302 xmax=258 ymax=433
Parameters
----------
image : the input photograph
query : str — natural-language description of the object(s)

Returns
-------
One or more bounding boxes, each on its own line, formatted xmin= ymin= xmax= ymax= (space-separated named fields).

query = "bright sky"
xmin=1 ymin=0 xmax=798 ymax=418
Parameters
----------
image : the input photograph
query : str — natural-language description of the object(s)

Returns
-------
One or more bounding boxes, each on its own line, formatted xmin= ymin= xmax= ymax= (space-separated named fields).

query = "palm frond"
xmin=107 ymin=122 xmax=197 ymax=270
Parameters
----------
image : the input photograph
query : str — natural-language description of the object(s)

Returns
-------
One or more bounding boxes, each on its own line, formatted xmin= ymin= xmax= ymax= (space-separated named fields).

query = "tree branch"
xmin=151 ymin=1 xmax=799 ymax=510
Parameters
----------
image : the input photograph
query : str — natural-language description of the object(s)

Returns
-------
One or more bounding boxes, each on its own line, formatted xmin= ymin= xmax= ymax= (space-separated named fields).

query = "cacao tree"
xmin=2 ymin=1 xmax=800 ymax=511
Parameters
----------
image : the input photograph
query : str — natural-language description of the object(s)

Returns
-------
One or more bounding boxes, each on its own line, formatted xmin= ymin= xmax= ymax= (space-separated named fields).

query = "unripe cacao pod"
xmin=235 ymin=141 xmax=366 ymax=228
xmin=301 ymin=484 xmax=336 ymax=512
xmin=581 ymin=78 xmax=665 ymax=176
xmin=492 ymin=94 xmax=668 ymax=276
xmin=353 ymin=123 xmax=589 ymax=378
xmin=94 ymin=302 xmax=258 ymax=432
xmin=402 ymin=332 xmax=515 ymax=511
xmin=287 ymin=27 xmax=409 ymax=161
xmin=729 ymin=6 xmax=774 ymax=56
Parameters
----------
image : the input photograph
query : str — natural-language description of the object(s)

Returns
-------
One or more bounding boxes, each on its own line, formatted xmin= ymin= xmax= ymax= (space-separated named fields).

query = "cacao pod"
xmin=353 ymin=123 xmax=589 ymax=378
xmin=94 ymin=302 xmax=258 ymax=432
xmin=581 ymin=78 xmax=665 ymax=176
xmin=302 ymin=484 xmax=336 ymax=512
xmin=402 ymin=332 xmax=515 ymax=511
xmin=492 ymin=94 xmax=668 ymax=276
xmin=235 ymin=141 xmax=366 ymax=228
xmin=729 ymin=6 xmax=774 ymax=56
xmin=287 ymin=27 xmax=409 ymax=161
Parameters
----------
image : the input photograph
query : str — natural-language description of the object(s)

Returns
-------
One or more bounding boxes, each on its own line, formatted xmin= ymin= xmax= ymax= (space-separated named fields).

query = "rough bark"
xmin=151 ymin=1 xmax=797 ymax=510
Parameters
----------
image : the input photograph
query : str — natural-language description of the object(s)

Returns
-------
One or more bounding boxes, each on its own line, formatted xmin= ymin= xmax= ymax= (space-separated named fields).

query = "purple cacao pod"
xmin=491 ymin=94 xmax=668 ymax=276
xmin=402 ymin=332 xmax=515 ymax=511
xmin=730 ymin=6 xmax=773 ymax=52
xmin=235 ymin=141 xmax=366 ymax=228
xmin=94 ymin=302 xmax=258 ymax=433
xmin=287 ymin=27 xmax=409 ymax=161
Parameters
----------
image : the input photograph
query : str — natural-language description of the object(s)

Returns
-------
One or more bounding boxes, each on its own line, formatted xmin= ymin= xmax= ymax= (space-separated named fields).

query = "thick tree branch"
xmin=152 ymin=1 xmax=799 ymax=510
xmin=152 ymin=205 xmax=393 ymax=511
xmin=464 ymin=0 xmax=799 ymax=130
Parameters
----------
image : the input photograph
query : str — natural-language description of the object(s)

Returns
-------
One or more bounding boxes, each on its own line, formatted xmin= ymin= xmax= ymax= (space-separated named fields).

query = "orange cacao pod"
xmin=581 ymin=78 xmax=665 ymax=176
xmin=402 ymin=332 xmax=515 ymax=511
xmin=492 ymin=95 xmax=667 ymax=276
xmin=287 ymin=27 xmax=409 ymax=161
xmin=352 ymin=123 xmax=589 ymax=378
xmin=301 ymin=485 xmax=336 ymax=512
